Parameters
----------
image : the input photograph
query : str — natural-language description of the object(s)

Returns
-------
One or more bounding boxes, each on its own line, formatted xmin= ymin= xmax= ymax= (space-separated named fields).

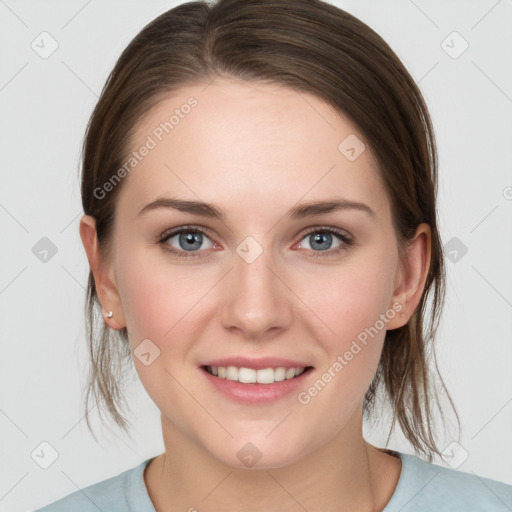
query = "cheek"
xmin=114 ymin=249 xmax=211 ymax=423
xmin=117 ymin=261 xmax=167 ymax=344
xmin=300 ymin=248 xmax=397 ymax=344
xmin=116 ymin=243 xmax=212 ymax=344
xmin=293 ymin=243 xmax=398 ymax=407
xmin=294 ymin=263 xmax=395 ymax=416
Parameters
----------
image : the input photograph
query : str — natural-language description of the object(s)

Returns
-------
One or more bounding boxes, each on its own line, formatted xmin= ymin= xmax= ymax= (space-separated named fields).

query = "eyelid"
xmin=296 ymin=225 xmax=352 ymax=242
xmin=158 ymin=224 xmax=354 ymax=258
xmin=158 ymin=224 xmax=213 ymax=242
xmin=293 ymin=226 xmax=353 ymax=257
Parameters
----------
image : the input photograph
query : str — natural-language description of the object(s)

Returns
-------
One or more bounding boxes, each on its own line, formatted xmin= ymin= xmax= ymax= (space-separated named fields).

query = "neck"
xmin=144 ymin=411 xmax=400 ymax=512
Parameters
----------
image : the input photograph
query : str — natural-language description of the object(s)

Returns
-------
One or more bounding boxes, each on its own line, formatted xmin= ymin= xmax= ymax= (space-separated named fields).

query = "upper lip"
xmin=201 ymin=357 xmax=312 ymax=370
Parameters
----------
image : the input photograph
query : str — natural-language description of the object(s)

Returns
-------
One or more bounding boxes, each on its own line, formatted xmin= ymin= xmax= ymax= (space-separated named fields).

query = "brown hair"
xmin=81 ymin=0 xmax=459 ymax=460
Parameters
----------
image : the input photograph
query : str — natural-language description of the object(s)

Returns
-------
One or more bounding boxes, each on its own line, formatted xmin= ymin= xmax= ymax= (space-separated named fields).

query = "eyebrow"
xmin=138 ymin=197 xmax=376 ymax=220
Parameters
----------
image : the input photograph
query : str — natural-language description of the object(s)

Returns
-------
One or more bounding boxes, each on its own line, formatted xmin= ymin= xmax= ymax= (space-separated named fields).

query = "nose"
xmin=219 ymin=244 xmax=294 ymax=340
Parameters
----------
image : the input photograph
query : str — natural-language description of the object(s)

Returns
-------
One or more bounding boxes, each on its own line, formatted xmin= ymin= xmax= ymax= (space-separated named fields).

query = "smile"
xmin=204 ymin=365 xmax=308 ymax=384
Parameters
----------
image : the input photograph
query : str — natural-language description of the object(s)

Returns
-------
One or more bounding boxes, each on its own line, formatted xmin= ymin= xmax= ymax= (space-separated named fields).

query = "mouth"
xmin=201 ymin=365 xmax=314 ymax=384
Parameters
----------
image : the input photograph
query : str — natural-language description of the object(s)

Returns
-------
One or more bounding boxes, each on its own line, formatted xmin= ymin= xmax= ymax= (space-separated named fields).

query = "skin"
xmin=80 ymin=77 xmax=431 ymax=511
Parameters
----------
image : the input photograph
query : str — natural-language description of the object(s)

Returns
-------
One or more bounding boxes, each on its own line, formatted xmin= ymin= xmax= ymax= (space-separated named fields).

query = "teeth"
xmin=207 ymin=365 xmax=306 ymax=384
xmin=226 ymin=366 xmax=238 ymax=380
xmin=274 ymin=367 xmax=286 ymax=382
xmin=285 ymin=368 xmax=295 ymax=379
xmin=239 ymin=367 xmax=257 ymax=383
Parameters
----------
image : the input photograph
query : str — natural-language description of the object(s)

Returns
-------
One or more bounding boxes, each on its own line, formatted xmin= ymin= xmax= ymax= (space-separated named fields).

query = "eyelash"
xmin=157 ymin=225 xmax=354 ymax=259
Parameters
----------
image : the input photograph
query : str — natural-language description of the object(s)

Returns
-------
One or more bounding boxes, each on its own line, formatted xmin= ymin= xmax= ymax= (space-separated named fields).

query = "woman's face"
xmin=99 ymin=78 xmax=409 ymax=468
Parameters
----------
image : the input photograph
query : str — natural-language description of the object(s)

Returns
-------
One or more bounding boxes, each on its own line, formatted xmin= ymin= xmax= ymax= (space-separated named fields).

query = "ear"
xmin=386 ymin=223 xmax=431 ymax=330
xmin=79 ymin=214 xmax=126 ymax=330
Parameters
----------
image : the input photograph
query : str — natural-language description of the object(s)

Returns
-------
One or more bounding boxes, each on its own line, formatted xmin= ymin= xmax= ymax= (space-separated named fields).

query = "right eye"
xmin=158 ymin=226 xmax=218 ymax=258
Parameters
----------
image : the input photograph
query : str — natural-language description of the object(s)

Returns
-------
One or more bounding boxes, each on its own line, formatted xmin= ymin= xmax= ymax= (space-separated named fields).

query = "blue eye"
xmin=158 ymin=225 xmax=353 ymax=259
xmin=297 ymin=227 xmax=353 ymax=258
xmin=300 ymin=231 xmax=342 ymax=251
xmin=159 ymin=226 xmax=214 ymax=258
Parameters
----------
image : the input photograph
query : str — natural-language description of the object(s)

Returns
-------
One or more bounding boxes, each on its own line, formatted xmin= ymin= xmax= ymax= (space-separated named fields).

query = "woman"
xmin=35 ymin=0 xmax=512 ymax=510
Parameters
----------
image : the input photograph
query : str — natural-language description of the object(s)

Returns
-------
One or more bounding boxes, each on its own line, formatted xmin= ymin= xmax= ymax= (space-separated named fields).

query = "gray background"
xmin=1 ymin=0 xmax=511 ymax=510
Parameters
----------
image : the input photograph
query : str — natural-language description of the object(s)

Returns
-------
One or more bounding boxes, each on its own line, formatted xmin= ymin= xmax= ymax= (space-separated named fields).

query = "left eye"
xmin=158 ymin=226 xmax=352 ymax=259
xmin=297 ymin=229 xmax=348 ymax=252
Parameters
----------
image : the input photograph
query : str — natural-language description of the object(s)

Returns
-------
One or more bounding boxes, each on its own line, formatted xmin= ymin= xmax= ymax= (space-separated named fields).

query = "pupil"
xmin=181 ymin=232 xmax=202 ymax=250
xmin=311 ymin=232 xmax=331 ymax=251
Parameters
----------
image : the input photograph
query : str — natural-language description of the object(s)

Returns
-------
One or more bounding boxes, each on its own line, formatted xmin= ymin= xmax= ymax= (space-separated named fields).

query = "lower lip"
xmin=201 ymin=367 xmax=313 ymax=404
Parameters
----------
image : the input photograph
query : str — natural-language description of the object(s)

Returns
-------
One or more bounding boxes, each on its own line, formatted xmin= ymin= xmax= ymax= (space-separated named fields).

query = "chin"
xmin=206 ymin=433 xmax=311 ymax=470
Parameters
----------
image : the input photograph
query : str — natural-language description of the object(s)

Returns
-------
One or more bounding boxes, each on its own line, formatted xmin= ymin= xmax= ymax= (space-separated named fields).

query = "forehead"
xmin=117 ymin=78 xmax=389 ymax=222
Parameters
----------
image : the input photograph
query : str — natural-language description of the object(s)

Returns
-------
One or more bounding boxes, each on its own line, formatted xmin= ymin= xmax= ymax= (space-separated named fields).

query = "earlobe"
xmin=387 ymin=223 xmax=431 ymax=330
xmin=79 ymin=214 xmax=126 ymax=329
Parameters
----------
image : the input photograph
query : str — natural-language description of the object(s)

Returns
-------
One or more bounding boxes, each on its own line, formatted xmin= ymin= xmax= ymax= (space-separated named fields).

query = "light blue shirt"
xmin=34 ymin=450 xmax=512 ymax=511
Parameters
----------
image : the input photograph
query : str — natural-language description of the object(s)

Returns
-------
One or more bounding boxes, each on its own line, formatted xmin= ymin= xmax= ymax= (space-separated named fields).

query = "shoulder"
xmin=385 ymin=451 xmax=512 ymax=512
xmin=33 ymin=458 xmax=155 ymax=512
